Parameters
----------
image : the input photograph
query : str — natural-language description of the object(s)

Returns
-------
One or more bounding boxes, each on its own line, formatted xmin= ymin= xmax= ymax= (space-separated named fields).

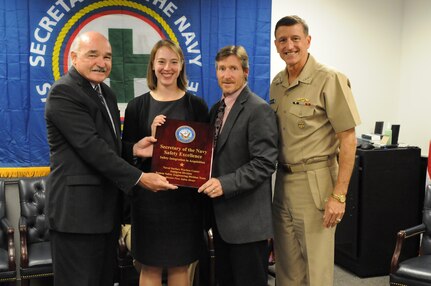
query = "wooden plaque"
xmin=151 ymin=119 xmax=214 ymax=188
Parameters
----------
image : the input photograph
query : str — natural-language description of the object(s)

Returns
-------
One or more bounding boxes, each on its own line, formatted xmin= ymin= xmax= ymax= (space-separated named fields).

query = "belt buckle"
xmin=281 ymin=164 xmax=292 ymax=173
xmin=287 ymin=165 xmax=292 ymax=173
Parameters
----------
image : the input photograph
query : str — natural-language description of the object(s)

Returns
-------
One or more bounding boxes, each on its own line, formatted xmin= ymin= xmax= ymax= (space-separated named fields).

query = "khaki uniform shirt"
xmin=270 ymin=54 xmax=361 ymax=165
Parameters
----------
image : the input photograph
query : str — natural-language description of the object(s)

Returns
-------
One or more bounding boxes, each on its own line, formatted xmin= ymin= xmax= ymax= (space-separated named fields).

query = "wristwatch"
xmin=331 ymin=193 xmax=346 ymax=203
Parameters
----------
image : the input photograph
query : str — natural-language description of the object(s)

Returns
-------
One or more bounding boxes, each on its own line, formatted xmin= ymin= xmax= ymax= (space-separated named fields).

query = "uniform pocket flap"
xmin=289 ymin=104 xmax=315 ymax=118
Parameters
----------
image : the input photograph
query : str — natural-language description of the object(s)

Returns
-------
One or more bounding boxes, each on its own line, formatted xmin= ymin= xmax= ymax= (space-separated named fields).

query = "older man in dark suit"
xmin=198 ymin=45 xmax=278 ymax=286
xmin=45 ymin=31 xmax=177 ymax=286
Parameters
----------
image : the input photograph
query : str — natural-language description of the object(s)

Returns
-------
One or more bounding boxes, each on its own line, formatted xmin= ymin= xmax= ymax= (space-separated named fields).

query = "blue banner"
xmin=0 ymin=0 xmax=271 ymax=173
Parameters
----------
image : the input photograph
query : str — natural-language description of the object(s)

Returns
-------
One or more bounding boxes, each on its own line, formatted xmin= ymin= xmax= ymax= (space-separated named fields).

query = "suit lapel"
xmin=91 ymin=85 xmax=119 ymax=141
xmin=69 ymin=67 xmax=120 ymax=149
xmin=104 ymin=90 xmax=122 ymax=151
xmin=100 ymin=85 xmax=121 ymax=139
xmin=215 ymin=87 xmax=249 ymax=152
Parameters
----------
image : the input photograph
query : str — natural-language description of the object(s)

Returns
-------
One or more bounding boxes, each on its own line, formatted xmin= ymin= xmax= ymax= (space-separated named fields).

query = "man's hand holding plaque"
xmin=151 ymin=118 xmax=214 ymax=188
xmin=133 ymin=136 xmax=157 ymax=158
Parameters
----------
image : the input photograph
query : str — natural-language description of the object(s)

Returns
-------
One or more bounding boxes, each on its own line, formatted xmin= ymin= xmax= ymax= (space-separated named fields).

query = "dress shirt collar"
xmin=282 ymin=53 xmax=315 ymax=89
xmin=220 ymin=83 xmax=247 ymax=111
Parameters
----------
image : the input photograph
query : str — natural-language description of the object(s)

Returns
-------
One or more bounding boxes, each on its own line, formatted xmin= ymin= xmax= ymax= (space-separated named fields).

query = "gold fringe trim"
xmin=0 ymin=167 xmax=50 ymax=178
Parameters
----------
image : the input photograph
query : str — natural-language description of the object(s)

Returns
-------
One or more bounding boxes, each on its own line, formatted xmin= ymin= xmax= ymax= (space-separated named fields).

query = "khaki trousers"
xmin=272 ymin=165 xmax=338 ymax=286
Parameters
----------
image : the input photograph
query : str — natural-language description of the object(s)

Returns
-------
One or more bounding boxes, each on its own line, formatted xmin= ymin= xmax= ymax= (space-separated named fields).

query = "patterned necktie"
xmin=213 ymin=99 xmax=226 ymax=147
xmin=94 ymin=85 xmax=117 ymax=137
xmin=94 ymin=84 xmax=105 ymax=104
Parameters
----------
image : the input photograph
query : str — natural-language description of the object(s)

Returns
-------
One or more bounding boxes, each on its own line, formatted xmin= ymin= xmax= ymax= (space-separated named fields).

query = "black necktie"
xmin=213 ymin=99 xmax=226 ymax=147
xmin=94 ymin=85 xmax=117 ymax=136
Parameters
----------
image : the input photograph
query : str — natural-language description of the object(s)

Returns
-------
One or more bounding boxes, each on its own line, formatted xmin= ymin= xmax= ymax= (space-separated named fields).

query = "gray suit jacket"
xmin=210 ymin=86 xmax=278 ymax=244
xmin=44 ymin=66 xmax=142 ymax=234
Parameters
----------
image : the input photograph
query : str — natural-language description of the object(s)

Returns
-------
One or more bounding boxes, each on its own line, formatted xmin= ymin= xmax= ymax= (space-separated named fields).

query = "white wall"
xmin=399 ymin=0 xmax=431 ymax=156
xmin=271 ymin=0 xmax=431 ymax=155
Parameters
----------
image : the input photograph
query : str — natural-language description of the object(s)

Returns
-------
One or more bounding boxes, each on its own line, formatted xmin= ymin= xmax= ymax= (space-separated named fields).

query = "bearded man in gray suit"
xmin=198 ymin=45 xmax=278 ymax=286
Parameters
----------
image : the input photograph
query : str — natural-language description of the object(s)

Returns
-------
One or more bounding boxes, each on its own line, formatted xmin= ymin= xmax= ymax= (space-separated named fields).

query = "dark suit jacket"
xmin=44 ymin=66 xmax=142 ymax=234
xmin=210 ymin=86 xmax=278 ymax=244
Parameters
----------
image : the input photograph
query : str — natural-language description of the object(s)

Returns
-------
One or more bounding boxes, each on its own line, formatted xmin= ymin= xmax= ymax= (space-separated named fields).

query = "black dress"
xmin=122 ymin=92 xmax=209 ymax=267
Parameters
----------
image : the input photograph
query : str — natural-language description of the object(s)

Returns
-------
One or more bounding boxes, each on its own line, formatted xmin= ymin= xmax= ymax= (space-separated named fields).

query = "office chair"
xmin=18 ymin=177 xmax=53 ymax=286
xmin=0 ymin=180 xmax=17 ymax=285
xmin=390 ymin=184 xmax=431 ymax=285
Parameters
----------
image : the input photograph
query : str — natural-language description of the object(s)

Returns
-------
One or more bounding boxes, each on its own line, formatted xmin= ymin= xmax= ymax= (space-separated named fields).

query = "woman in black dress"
xmin=122 ymin=39 xmax=209 ymax=286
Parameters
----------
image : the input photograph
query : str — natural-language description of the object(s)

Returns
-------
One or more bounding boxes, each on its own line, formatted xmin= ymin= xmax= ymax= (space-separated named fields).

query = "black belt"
xmin=279 ymin=157 xmax=337 ymax=174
